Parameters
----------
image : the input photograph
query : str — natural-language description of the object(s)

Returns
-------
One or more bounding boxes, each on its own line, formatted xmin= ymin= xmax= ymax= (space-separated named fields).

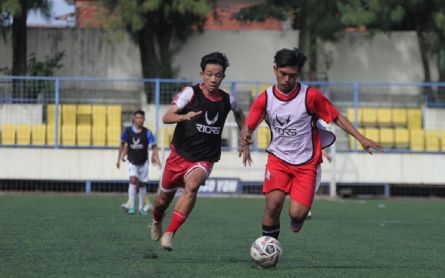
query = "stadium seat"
xmin=394 ymin=128 xmax=409 ymax=149
xmin=77 ymin=105 xmax=92 ymax=126
xmin=257 ymin=126 xmax=271 ymax=149
xmin=349 ymin=128 xmax=364 ymax=149
xmin=31 ymin=124 xmax=46 ymax=145
xmin=425 ymin=130 xmax=440 ymax=151
xmin=392 ymin=108 xmax=408 ymax=127
xmin=364 ymin=128 xmax=379 ymax=143
xmin=362 ymin=108 xmax=377 ymax=126
xmin=407 ymin=108 xmax=422 ymax=129
xmin=1 ymin=124 xmax=16 ymax=145
xmin=47 ymin=104 xmax=61 ymax=125
xmin=77 ymin=125 xmax=91 ymax=146
xmin=107 ymin=126 xmax=121 ymax=146
xmin=347 ymin=107 xmax=362 ymax=127
xmin=161 ymin=126 xmax=175 ymax=148
xmin=62 ymin=105 xmax=77 ymax=126
xmin=16 ymin=124 xmax=31 ymax=145
xmin=46 ymin=124 xmax=61 ymax=145
xmin=250 ymin=83 xmax=272 ymax=97
xmin=92 ymin=105 xmax=107 ymax=127
xmin=377 ymin=108 xmax=392 ymax=127
xmin=379 ymin=128 xmax=394 ymax=148
xmin=107 ymin=105 xmax=122 ymax=127
xmin=409 ymin=129 xmax=425 ymax=151
xmin=92 ymin=125 xmax=106 ymax=146
xmin=440 ymin=131 xmax=445 ymax=152
xmin=62 ymin=125 xmax=76 ymax=146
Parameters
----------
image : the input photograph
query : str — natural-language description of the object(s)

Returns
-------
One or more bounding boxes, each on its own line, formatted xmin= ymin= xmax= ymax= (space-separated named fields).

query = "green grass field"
xmin=1 ymin=194 xmax=444 ymax=277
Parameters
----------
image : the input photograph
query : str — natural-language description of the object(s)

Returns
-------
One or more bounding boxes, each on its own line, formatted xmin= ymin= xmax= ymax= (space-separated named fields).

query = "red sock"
xmin=166 ymin=210 xmax=187 ymax=234
xmin=152 ymin=207 xmax=164 ymax=222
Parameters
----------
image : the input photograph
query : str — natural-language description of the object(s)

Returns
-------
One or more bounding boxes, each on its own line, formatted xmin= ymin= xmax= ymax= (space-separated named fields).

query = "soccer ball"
xmin=250 ymin=236 xmax=283 ymax=268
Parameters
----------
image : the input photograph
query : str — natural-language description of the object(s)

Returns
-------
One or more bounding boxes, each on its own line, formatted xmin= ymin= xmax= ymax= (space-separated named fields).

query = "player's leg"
xmin=161 ymin=166 xmax=209 ymax=251
xmin=262 ymin=190 xmax=286 ymax=239
xmin=137 ymin=161 xmax=150 ymax=215
xmin=128 ymin=176 xmax=139 ymax=214
xmin=308 ymin=165 xmax=322 ymax=219
xmin=288 ymin=165 xmax=317 ymax=232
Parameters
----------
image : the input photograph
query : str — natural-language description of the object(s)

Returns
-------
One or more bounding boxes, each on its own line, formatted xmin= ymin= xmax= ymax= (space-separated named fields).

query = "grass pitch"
xmin=1 ymin=194 xmax=444 ymax=277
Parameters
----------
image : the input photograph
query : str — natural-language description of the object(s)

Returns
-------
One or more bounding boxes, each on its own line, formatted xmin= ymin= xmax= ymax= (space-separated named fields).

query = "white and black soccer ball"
xmin=250 ymin=236 xmax=283 ymax=268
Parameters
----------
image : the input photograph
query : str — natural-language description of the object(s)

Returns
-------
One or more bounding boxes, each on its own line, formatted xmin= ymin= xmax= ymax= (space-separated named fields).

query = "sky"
xmin=27 ymin=0 xmax=76 ymax=27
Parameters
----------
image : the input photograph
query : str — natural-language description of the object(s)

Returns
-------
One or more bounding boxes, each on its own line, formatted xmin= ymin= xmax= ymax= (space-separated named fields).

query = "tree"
xmin=235 ymin=0 xmax=344 ymax=80
xmin=338 ymin=0 xmax=445 ymax=99
xmin=98 ymin=0 xmax=212 ymax=79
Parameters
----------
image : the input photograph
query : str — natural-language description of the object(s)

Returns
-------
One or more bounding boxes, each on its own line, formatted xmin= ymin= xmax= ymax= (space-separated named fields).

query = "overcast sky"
xmin=27 ymin=0 xmax=76 ymax=27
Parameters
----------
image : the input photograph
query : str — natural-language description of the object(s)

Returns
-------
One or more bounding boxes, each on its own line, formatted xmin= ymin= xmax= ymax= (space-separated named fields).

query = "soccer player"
xmin=239 ymin=48 xmax=383 ymax=239
xmin=116 ymin=110 xmax=161 ymax=215
xmin=150 ymin=52 xmax=245 ymax=251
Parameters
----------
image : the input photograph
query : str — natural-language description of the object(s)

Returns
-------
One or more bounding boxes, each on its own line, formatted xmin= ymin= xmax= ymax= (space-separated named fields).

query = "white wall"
xmin=1 ymin=148 xmax=444 ymax=185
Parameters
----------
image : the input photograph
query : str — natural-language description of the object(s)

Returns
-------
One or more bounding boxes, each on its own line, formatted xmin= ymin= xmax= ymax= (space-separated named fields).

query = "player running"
xmin=117 ymin=110 xmax=161 ymax=215
xmin=239 ymin=48 xmax=383 ymax=239
xmin=150 ymin=52 xmax=245 ymax=251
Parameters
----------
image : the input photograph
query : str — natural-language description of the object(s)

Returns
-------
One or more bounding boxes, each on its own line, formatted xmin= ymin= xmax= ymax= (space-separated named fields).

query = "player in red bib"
xmin=150 ymin=52 xmax=245 ymax=251
xmin=239 ymin=48 xmax=383 ymax=239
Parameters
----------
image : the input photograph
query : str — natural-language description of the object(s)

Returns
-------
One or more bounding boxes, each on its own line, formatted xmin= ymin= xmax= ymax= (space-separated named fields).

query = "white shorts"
xmin=127 ymin=161 xmax=149 ymax=183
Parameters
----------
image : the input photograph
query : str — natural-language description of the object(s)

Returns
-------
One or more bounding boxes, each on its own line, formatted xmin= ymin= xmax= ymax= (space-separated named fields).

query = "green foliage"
xmin=0 ymin=51 xmax=65 ymax=76
xmin=235 ymin=4 xmax=286 ymax=21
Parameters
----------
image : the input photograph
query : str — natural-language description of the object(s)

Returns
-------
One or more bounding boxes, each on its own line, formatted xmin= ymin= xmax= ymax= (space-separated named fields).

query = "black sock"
xmin=262 ymin=224 xmax=280 ymax=239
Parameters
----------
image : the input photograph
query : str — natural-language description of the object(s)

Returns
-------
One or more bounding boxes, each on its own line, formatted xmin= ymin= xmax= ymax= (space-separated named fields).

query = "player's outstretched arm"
xmin=334 ymin=114 xmax=384 ymax=154
xmin=239 ymin=124 xmax=253 ymax=166
xmin=151 ymin=144 xmax=162 ymax=168
xmin=116 ymin=143 xmax=126 ymax=169
xmin=162 ymin=105 xmax=202 ymax=124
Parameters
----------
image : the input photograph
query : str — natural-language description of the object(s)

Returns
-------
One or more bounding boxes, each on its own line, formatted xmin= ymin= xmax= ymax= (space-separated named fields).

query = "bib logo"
xmin=272 ymin=115 xmax=297 ymax=136
xmin=196 ymin=111 xmax=221 ymax=134
xmin=130 ymin=137 xmax=144 ymax=149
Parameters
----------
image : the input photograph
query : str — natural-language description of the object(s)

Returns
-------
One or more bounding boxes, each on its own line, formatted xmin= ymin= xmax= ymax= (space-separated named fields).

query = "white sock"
xmin=139 ymin=186 xmax=147 ymax=210
xmin=129 ymin=183 xmax=137 ymax=209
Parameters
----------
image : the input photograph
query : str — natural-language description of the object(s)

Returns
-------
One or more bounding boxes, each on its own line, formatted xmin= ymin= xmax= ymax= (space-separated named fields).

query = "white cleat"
xmin=120 ymin=202 xmax=130 ymax=211
xmin=150 ymin=221 xmax=162 ymax=241
xmin=160 ymin=232 xmax=174 ymax=251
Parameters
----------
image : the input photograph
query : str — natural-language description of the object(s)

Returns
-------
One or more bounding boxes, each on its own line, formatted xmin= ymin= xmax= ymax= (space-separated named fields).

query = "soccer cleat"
xmin=128 ymin=207 xmax=136 ymax=215
xmin=120 ymin=202 xmax=130 ymax=211
xmin=150 ymin=221 xmax=162 ymax=241
xmin=307 ymin=210 xmax=312 ymax=219
xmin=143 ymin=204 xmax=154 ymax=213
xmin=160 ymin=232 xmax=174 ymax=251
xmin=139 ymin=208 xmax=148 ymax=216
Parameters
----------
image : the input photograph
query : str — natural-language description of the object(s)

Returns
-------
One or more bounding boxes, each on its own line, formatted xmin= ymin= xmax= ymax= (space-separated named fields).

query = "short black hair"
xmin=200 ymin=52 xmax=230 ymax=72
xmin=274 ymin=48 xmax=307 ymax=70
xmin=133 ymin=110 xmax=145 ymax=116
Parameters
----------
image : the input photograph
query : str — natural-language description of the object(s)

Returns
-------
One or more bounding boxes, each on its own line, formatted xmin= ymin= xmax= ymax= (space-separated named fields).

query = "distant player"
xmin=239 ymin=48 xmax=383 ymax=239
xmin=150 ymin=52 xmax=245 ymax=251
xmin=116 ymin=110 xmax=161 ymax=215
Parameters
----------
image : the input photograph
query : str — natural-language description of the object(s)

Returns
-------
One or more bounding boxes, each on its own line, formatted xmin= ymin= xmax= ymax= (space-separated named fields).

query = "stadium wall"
xmin=0 ymin=28 xmax=436 ymax=83
xmin=0 ymin=148 xmax=443 ymax=185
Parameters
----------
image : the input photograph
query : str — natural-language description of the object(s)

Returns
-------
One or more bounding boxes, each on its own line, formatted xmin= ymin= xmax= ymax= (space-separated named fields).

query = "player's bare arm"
xmin=162 ymin=105 xmax=202 ymax=124
xmin=116 ymin=142 xmax=126 ymax=169
xmin=151 ymin=144 xmax=162 ymax=168
xmin=334 ymin=114 xmax=384 ymax=154
xmin=239 ymin=124 xmax=253 ymax=166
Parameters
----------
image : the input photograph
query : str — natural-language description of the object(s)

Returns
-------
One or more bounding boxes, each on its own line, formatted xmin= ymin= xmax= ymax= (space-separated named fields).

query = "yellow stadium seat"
xmin=92 ymin=125 xmax=106 ymax=146
xmin=409 ymin=129 xmax=425 ymax=151
xmin=77 ymin=125 xmax=91 ymax=146
xmin=377 ymin=108 xmax=392 ymax=127
xmin=107 ymin=126 xmax=121 ymax=146
xmin=1 ymin=124 xmax=16 ymax=145
xmin=407 ymin=108 xmax=422 ymax=129
xmin=392 ymin=108 xmax=407 ymax=127
xmin=77 ymin=105 xmax=92 ymax=126
xmin=364 ymin=128 xmax=379 ymax=143
xmin=379 ymin=128 xmax=394 ymax=148
xmin=92 ymin=105 xmax=107 ymax=127
xmin=62 ymin=105 xmax=77 ymax=126
xmin=425 ymin=130 xmax=440 ymax=151
xmin=440 ymin=131 xmax=445 ymax=151
xmin=161 ymin=126 xmax=175 ymax=148
xmin=257 ymin=126 xmax=271 ymax=149
xmin=362 ymin=108 xmax=378 ymax=126
xmin=16 ymin=124 xmax=31 ymax=145
xmin=394 ymin=128 xmax=409 ymax=149
xmin=107 ymin=105 xmax=122 ymax=127
xmin=349 ymin=128 xmax=364 ymax=149
xmin=347 ymin=108 xmax=362 ymax=127
xmin=47 ymin=104 xmax=61 ymax=125
xmin=32 ymin=124 xmax=46 ymax=145
xmin=251 ymin=83 xmax=272 ymax=97
xmin=46 ymin=124 xmax=61 ymax=145
xmin=62 ymin=125 xmax=76 ymax=146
